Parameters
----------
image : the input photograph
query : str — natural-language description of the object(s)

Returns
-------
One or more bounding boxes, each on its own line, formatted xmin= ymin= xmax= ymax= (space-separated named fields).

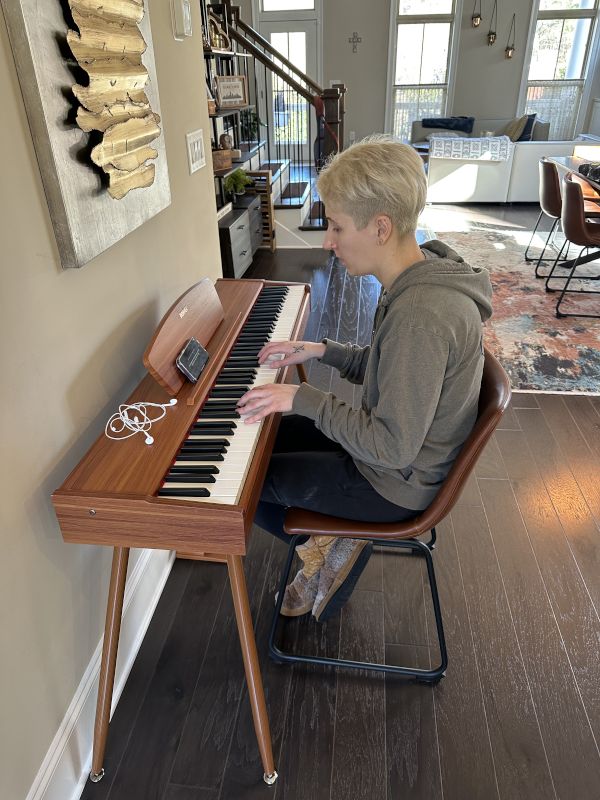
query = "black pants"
xmin=255 ymin=415 xmax=421 ymax=544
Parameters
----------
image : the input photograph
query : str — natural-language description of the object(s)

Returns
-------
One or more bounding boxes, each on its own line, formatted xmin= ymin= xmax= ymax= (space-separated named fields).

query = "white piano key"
xmin=163 ymin=285 xmax=305 ymax=505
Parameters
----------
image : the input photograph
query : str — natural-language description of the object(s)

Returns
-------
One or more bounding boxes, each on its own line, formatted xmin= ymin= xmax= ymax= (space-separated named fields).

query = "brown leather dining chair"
xmin=546 ymin=172 xmax=600 ymax=318
xmin=268 ymin=347 xmax=512 ymax=685
xmin=525 ymin=159 xmax=600 ymax=278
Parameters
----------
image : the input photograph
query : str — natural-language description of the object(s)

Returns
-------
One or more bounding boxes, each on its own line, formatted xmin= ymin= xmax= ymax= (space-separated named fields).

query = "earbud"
xmin=105 ymin=399 xmax=177 ymax=446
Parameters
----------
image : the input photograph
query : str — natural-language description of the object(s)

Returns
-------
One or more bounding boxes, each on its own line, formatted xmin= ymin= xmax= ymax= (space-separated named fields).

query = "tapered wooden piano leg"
xmin=227 ymin=554 xmax=278 ymax=785
xmin=89 ymin=546 xmax=130 ymax=782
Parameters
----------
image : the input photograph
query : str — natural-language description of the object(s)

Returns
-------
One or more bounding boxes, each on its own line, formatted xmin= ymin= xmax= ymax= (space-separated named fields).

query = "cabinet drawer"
xmin=228 ymin=211 xmax=251 ymax=251
xmin=231 ymin=240 xmax=253 ymax=278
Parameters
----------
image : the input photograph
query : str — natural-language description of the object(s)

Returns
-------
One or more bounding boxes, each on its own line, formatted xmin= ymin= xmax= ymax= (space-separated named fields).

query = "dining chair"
xmin=268 ymin=348 xmax=512 ymax=684
xmin=546 ymin=173 xmax=600 ymax=318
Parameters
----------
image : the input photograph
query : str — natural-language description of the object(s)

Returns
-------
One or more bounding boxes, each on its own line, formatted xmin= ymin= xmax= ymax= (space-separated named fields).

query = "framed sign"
xmin=214 ymin=75 xmax=248 ymax=109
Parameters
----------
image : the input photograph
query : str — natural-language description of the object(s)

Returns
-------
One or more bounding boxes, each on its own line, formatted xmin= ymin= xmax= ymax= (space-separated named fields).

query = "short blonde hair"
xmin=316 ymin=134 xmax=427 ymax=236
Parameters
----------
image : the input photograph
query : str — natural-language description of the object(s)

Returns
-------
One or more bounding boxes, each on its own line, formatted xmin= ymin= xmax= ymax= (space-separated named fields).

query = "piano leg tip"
xmin=263 ymin=770 xmax=278 ymax=786
xmin=89 ymin=768 xmax=105 ymax=783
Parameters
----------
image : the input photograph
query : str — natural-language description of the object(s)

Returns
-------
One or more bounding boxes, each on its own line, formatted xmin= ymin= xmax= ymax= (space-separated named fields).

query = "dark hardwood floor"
xmin=81 ymin=204 xmax=600 ymax=800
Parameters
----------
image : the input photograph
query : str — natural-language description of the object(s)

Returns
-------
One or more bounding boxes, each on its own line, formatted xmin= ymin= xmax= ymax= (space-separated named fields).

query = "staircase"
xmin=213 ymin=3 xmax=346 ymax=248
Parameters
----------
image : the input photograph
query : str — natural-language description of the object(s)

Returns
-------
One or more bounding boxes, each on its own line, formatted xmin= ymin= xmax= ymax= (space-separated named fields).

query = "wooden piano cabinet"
xmin=52 ymin=278 xmax=310 ymax=787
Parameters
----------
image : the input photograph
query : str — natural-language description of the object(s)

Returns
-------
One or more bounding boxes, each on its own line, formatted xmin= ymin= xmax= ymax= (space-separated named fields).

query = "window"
xmin=524 ymin=0 xmax=599 ymax=139
xmin=387 ymin=0 xmax=457 ymax=142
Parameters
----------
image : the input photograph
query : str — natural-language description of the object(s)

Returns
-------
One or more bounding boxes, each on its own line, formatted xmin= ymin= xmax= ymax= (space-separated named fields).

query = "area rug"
xmin=425 ymin=217 xmax=600 ymax=394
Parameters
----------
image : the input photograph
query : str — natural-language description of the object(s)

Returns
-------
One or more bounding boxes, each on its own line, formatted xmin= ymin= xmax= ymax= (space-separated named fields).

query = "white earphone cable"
xmin=105 ymin=399 xmax=177 ymax=446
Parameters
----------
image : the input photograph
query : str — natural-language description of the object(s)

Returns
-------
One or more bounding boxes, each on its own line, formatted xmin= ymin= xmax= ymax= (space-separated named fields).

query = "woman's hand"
xmin=258 ymin=340 xmax=325 ymax=368
xmin=237 ymin=383 xmax=299 ymax=424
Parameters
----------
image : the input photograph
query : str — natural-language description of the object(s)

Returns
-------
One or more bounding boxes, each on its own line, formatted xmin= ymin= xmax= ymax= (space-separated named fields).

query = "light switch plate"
xmin=171 ymin=0 xmax=193 ymax=40
xmin=186 ymin=129 xmax=205 ymax=174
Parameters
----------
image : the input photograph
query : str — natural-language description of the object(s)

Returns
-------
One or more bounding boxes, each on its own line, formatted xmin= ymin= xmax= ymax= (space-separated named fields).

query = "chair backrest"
xmin=539 ymin=158 xmax=562 ymax=219
xmin=284 ymin=347 xmax=512 ymax=541
xmin=417 ymin=346 xmax=511 ymax=533
xmin=561 ymin=172 xmax=589 ymax=247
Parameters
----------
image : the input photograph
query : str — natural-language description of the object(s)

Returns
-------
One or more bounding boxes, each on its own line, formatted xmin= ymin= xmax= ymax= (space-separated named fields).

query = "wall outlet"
xmin=186 ymin=129 xmax=205 ymax=174
xmin=349 ymin=130 xmax=356 ymax=145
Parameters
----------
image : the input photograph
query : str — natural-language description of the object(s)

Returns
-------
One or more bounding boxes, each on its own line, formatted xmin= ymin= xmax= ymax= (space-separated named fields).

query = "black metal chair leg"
xmin=532 ymin=218 xmax=558 ymax=276
xmin=556 ymin=247 xmax=600 ymax=318
xmin=542 ymin=237 xmax=569 ymax=284
xmin=524 ymin=210 xmax=544 ymax=262
xmin=268 ymin=537 xmax=448 ymax=683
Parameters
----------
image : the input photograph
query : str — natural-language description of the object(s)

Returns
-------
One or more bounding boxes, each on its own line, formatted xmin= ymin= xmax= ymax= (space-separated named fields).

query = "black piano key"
xmin=230 ymin=346 xmax=262 ymax=354
xmin=158 ymin=488 xmax=210 ymax=497
xmin=191 ymin=426 xmax=235 ymax=436
xmin=180 ymin=446 xmax=226 ymax=455
xmin=214 ymin=381 xmax=251 ymax=388
xmin=163 ymin=475 xmax=216 ymax=484
xmin=169 ymin=465 xmax=219 ymax=475
xmin=181 ymin=440 xmax=231 ymax=450
xmin=191 ymin=420 xmax=236 ymax=429
xmin=198 ymin=410 xmax=241 ymax=418
xmin=175 ymin=453 xmax=225 ymax=461
xmin=208 ymin=387 xmax=246 ymax=397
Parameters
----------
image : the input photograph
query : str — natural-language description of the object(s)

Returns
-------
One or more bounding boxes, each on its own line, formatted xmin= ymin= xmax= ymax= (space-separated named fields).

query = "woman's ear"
xmin=375 ymin=215 xmax=393 ymax=246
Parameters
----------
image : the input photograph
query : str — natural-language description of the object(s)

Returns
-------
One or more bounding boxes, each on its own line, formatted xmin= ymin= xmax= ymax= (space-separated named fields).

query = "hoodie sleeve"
xmin=293 ymin=325 xmax=449 ymax=469
xmin=319 ymin=339 xmax=371 ymax=385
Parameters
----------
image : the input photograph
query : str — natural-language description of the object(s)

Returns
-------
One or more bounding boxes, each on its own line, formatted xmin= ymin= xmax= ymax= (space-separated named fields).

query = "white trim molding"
xmin=26 ymin=549 xmax=175 ymax=800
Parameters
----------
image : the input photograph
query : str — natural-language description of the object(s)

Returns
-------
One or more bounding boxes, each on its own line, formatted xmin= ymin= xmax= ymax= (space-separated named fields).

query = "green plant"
xmin=223 ymin=168 xmax=253 ymax=197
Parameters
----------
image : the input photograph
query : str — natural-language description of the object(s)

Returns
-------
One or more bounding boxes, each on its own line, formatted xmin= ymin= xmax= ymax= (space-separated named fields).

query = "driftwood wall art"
xmin=66 ymin=0 xmax=162 ymax=199
xmin=2 ymin=0 xmax=171 ymax=268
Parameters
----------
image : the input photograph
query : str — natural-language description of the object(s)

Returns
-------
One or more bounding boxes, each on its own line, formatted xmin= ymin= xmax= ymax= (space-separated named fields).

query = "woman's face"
xmin=322 ymin=205 xmax=379 ymax=276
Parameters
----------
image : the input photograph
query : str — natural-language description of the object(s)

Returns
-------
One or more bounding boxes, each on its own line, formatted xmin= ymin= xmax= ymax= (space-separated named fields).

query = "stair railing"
xmin=209 ymin=3 xmax=344 ymax=230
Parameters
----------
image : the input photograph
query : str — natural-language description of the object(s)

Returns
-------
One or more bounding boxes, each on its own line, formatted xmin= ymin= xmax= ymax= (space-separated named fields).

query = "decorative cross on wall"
xmin=348 ymin=32 xmax=362 ymax=53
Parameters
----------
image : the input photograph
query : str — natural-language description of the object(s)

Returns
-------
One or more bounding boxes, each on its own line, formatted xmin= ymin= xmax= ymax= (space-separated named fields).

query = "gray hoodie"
xmin=292 ymin=240 xmax=493 ymax=510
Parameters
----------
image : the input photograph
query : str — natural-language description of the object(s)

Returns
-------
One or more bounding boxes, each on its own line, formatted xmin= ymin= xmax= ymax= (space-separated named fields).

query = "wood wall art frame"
xmin=2 ymin=0 xmax=171 ymax=269
xmin=214 ymin=75 xmax=249 ymax=109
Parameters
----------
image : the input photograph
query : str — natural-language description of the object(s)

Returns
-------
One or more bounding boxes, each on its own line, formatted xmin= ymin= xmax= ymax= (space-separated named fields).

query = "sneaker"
xmin=278 ymin=568 xmax=320 ymax=617
xmin=312 ymin=538 xmax=373 ymax=622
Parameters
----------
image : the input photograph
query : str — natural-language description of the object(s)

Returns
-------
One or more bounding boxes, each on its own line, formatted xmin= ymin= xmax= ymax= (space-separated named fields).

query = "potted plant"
xmin=223 ymin=168 xmax=254 ymax=200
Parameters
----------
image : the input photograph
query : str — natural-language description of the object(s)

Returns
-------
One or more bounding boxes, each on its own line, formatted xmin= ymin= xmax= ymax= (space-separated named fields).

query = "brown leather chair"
xmin=525 ymin=159 xmax=600 ymax=278
xmin=268 ymin=347 xmax=512 ymax=684
xmin=546 ymin=173 xmax=600 ymax=318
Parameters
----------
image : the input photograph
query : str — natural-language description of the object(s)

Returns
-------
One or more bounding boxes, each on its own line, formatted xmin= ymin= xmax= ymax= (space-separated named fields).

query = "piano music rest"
xmin=52 ymin=278 xmax=310 ymax=786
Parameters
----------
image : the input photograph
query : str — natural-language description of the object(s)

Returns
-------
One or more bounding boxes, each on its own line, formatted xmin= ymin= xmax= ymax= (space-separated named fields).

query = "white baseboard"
xmin=26 ymin=548 xmax=175 ymax=800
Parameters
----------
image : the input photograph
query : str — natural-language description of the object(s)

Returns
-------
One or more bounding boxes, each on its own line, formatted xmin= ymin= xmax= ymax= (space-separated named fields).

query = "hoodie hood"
xmin=381 ymin=239 xmax=493 ymax=322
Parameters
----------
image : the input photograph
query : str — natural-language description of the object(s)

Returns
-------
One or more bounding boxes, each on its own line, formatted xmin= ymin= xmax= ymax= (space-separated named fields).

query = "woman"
xmin=237 ymin=135 xmax=492 ymax=621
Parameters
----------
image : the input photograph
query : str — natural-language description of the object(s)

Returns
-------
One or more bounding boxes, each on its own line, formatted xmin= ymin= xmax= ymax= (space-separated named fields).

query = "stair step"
xmin=274 ymin=181 xmax=310 ymax=209
xmin=299 ymin=200 xmax=327 ymax=231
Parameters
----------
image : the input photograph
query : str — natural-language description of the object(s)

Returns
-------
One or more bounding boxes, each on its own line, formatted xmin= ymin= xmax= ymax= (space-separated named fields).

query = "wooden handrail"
xmin=234 ymin=15 xmax=322 ymax=96
xmin=227 ymin=26 xmax=316 ymax=105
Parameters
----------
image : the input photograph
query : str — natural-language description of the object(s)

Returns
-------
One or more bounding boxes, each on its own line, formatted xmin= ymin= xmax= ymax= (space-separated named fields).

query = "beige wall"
xmin=452 ymin=0 xmax=535 ymax=120
xmin=323 ymin=0 xmax=389 ymax=143
xmin=0 ymin=1 xmax=220 ymax=797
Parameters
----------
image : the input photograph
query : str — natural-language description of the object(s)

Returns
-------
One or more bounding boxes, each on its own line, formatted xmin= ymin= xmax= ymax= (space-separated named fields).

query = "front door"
xmin=258 ymin=19 xmax=318 ymax=162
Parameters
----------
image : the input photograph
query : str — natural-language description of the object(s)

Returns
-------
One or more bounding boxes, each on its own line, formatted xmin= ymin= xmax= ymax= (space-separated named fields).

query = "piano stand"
xmin=52 ymin=279 xmax=311 ymax=786
xmin=88 ymin=547 xmax=278 ymax=785
xmin=90 ymin=546 xmax=129 ymax=781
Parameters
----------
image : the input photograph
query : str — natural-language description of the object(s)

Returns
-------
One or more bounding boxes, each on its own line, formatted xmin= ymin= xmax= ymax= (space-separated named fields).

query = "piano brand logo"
xmin=179 ymin=306 xmax=189 ymax=319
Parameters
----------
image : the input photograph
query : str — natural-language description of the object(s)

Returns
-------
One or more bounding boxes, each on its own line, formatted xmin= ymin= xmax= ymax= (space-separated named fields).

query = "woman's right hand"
xmin=258 ymin=340 xmax=326 ymax=368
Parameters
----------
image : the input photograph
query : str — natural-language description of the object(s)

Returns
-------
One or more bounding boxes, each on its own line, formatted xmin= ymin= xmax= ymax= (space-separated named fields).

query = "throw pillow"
xmin=422 ymin=116 xmax=475 ymax=133
xmin=517 ymin=113 xmax=537 ymax=142
xmin=425 ymin=130 xmax=468 ymax=141
xmin=502 ymin=114 xmax=529 ymax=142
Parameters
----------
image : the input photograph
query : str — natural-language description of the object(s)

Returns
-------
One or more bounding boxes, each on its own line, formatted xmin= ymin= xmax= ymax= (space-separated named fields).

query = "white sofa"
xmin=410 ymin=118 xmax=598 ymax=203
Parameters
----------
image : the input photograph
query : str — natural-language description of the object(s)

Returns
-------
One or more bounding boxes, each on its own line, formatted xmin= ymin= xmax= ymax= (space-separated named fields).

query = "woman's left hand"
xmin=237 ymin=383 xmax=299 ymax=424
